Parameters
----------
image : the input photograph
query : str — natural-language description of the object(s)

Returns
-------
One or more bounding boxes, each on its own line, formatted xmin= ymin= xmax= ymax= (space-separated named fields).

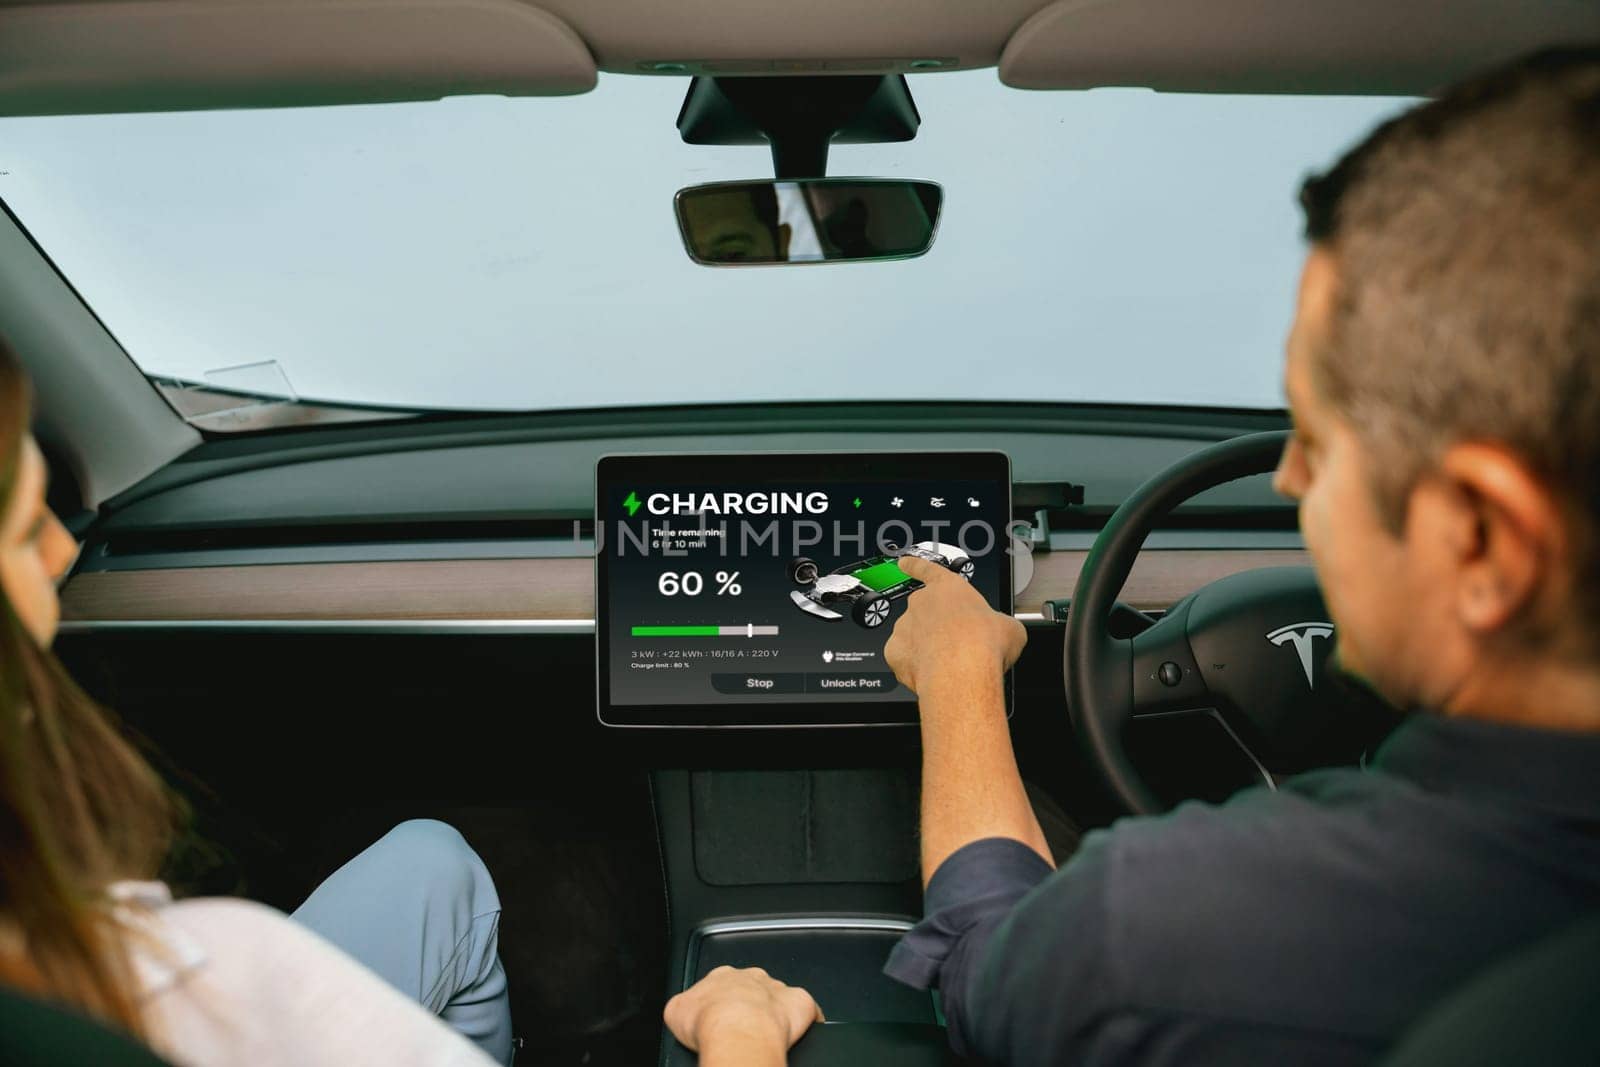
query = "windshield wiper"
xmin=153 ymin=373 xmax=418 ymax=433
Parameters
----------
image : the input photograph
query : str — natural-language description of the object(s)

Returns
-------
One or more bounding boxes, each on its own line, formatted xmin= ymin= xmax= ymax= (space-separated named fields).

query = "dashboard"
xmin=56 ymin=408 xmax=1308 ymax=719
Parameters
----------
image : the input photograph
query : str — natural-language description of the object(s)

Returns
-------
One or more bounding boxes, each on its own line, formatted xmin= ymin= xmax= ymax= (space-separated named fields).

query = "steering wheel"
xmin=1065 ymin=430 xmax=1352 ymax=815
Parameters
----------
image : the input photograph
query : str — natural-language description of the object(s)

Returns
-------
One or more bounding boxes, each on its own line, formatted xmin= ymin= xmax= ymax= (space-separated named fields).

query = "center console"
xmin=604 ymin=454 xmax=1007 ymax=1063
xmin=651 ymin=767 xmax=968 ymax=1066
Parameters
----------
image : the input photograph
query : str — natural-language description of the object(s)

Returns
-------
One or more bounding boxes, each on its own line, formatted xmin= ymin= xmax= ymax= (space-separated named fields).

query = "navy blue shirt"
xmin=885 ymin=714 xmax=1600 ymax=1065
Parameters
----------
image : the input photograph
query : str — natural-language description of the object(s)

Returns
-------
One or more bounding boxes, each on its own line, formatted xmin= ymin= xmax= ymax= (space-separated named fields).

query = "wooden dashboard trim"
xmin=60 ymin=550 xmax=1309 ymax=624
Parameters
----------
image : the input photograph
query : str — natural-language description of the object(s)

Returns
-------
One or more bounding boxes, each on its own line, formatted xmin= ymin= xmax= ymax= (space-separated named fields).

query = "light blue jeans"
xmin=291 ymin=819 xmax=514 ymax=1065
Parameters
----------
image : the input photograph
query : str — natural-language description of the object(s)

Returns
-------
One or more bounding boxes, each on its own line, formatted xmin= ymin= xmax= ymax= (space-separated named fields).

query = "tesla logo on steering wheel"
xmin=1266 ymin=622 xmax=1335 ymax=688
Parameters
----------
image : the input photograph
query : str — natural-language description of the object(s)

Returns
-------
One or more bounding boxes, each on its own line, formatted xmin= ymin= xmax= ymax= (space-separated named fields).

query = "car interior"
xmin=1 ymin=2 xmax=1598 ymax=1065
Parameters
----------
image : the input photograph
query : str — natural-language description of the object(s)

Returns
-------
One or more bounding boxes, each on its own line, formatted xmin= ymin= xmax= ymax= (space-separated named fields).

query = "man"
xmin=663 ymin=45 xmax=1600 ymax=1065
xmin=678 ymin=185 xmax=792 ymax=263
xmin=878 ymin=44 xmax=1600 ymax=1065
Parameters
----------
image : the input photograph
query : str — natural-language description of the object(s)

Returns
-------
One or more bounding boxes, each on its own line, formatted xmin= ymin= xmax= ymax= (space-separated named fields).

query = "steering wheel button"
xmin=1158 ymin=662 xmax=1183 ymax=687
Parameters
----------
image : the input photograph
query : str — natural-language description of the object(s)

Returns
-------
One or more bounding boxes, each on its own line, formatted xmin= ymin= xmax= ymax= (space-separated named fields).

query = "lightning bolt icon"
xmin=623 ymin=491 xmax=641 ymax=517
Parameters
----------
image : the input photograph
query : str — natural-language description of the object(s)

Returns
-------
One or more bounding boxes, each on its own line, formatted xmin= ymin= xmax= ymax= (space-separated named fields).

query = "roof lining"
xmin=999 ymin=0 xmax=1600 ymax=95
xmin=0 ymin=0 xmax=1594 ymax=117
xmin=0 ymin=0 xmax=596 ymax=117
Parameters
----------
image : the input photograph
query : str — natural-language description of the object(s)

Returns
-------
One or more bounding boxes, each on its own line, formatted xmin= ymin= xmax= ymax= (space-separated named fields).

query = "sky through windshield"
xmin=0 ymin=73 xmax=1411 ymax=426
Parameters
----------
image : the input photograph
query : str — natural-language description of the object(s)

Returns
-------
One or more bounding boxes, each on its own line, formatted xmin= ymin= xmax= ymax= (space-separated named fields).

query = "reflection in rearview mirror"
xmin=675 ymin=179 xmax=941 ymax=266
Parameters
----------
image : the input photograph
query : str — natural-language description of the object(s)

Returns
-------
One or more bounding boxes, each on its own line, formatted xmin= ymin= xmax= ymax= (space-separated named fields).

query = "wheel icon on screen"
xmin=853 ymin=595 xmax=892 ymax=628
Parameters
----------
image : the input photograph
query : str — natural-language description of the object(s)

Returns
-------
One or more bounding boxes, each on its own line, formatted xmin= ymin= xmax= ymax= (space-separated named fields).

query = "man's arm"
xmin=881 ymin=554 xmax=1077 ymax=1060
xmin=886 ymin=554 xmax=1053 ymax=881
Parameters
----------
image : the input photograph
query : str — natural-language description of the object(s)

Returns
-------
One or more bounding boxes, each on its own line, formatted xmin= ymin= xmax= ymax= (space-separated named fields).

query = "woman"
xmin=0 ymin=336 xmax=512 ymax=1066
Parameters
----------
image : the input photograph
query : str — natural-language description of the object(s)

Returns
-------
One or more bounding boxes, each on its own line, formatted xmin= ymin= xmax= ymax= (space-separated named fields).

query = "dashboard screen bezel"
xmin=595 ymin=450 xmax=1015 ymax=728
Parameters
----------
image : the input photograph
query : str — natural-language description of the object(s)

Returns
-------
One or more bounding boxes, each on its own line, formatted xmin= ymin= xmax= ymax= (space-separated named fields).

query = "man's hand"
xmin=664 ymin=966 xmax=824 ymax=1067
xmin=885 ymin=554 xmax=1026 ymax=696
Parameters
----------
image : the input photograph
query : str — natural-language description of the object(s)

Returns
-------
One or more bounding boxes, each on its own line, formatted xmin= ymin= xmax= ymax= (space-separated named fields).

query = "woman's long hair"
xmin=0 ymin=335 xmax=180 ymax=1034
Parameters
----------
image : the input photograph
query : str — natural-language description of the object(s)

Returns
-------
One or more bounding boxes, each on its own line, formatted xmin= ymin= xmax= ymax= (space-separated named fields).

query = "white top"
xmin=110 ymin=882 xmax=498 ymax=1067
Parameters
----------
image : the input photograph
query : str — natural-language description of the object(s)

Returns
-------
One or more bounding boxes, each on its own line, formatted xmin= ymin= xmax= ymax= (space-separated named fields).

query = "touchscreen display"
xmin=596 ymin=451 xmax=1013 ymax=727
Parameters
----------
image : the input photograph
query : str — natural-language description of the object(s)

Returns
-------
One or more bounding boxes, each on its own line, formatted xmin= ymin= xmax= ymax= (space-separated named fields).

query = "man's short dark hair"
xmin=1297 ymin=45 xmax=1600 ymax=649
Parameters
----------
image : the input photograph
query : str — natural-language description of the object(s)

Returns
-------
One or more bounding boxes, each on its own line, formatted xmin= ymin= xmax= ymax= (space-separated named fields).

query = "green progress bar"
xmin=632 ymin=624 xmax=781 ymax=637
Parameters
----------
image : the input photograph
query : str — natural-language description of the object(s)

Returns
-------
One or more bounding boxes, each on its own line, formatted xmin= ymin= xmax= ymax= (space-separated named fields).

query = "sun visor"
xmin=0 ymin=0 xmax=597 ymax=116
xmin=999 ymin=0 xmax=1600 ymax=95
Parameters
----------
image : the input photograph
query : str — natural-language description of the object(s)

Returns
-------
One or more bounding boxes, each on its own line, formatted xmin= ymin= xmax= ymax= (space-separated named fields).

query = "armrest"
xmin=661 ymin=919 xmax=955 ymax=1067
xmin=791 ymin=1022 xmax=967 ymax=1067
xmin=664 ymin=1022 xmax=965 ymax=1067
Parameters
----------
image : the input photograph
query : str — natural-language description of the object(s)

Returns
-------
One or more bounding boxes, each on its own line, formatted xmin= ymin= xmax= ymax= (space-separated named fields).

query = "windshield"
xmin=0 ymin=73 xmax=1410 ymax=430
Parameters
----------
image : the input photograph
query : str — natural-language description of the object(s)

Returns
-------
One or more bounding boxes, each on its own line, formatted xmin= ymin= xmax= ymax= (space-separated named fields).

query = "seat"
xmin=1382 ymin=911 xmax=1600 ymax=1066
xmin=0 ymin=985 xmax=178 ymax=1067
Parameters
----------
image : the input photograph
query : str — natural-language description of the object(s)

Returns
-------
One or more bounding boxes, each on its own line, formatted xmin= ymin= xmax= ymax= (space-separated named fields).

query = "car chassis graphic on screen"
xmin=787 ymin=541 xmax=975 ymax=628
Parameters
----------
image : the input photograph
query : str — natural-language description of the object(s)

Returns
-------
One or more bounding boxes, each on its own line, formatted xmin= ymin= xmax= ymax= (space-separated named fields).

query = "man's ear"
xmin=1428 ymin=442 xmax=1568 ymax=636
xmin=777 ymin=223 xmax=792 ymax=262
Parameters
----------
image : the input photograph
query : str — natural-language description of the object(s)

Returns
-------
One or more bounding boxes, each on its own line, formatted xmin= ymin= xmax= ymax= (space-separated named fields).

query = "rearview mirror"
xmin=675 ymin=179 xmax=941 ymax=266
